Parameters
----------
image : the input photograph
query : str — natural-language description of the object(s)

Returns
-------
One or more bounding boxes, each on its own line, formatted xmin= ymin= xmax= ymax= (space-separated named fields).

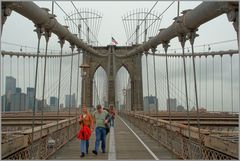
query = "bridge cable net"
xmin=2 ymin=2 xmax=84 ymax=158
xmin=54 ymin=1 xmax=103 ymax=46
xmin=140 ymin=38 xmax=239 ymax=159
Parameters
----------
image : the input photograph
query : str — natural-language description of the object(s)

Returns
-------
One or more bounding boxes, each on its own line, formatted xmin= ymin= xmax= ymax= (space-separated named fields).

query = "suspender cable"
xmin=177 ymin=56 xmax=180 ymax=106
xmin=30 ymin=25 xmax=43 ymax=159
xmin=230 ymin=55 xmax=233 ymax=113
xmin=17 ymin=57 xmax=19 ymax=87
xmin=199 ymin=56 xmax=202 ymax=109
xmin=189 ymin=31 xmax=202 ymax=158
xmin=40 ymin=31 xmax=51 ymax=137
xmin=57 ymin=38 xmax=65 ymax=130
xmin=205 ymin=56 xmax=208 ymax=109
xmin=152 ymin=47 xmax=159 ymax=145
xmin=68 ymin=44 xmax=75 ymax=140
xmin=162 ymin=41 xmax=173 ymax=156
xmin=2 ymin=55 xmax=5 ymax=111
xmin=188 ymin=57 xmax=191 ymax=108
xmin=10 ymin=56 xmax=12 ymax=76
xmin=212 ymin=56 xmax=215 ymax=112
xmin=179 ymin=35 xmax=192 ymax=158
xmin=177 ymin=1 xmax=180 ymax=17
xmin=152 ymin=48 xmax=158 ymax=113
xmin=174 ymin=57 xmax=177 ymax=103
xmin=51 ymin=1 xmax=54 ymax=15
xmin=145 ymin=53 xmax=150 ymax=114
xmin=75 ymin=48 xmax=81 ymax=132
xmin=220 ymin=55 xmax=223 ymax=112
xmin=28 ymin=57 xmax=31 ymax=87
xmin=23 ymin=57 xmax=26 ymax=96
xmin=17 ymin=57 xmax=21 ymax=111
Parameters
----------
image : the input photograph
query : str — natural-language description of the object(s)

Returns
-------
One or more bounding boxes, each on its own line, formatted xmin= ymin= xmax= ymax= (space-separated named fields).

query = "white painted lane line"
xmin=118 ymin=116 xmax=159 ymax=160
xmin=108 ymin=126 xmax=116 ymax=160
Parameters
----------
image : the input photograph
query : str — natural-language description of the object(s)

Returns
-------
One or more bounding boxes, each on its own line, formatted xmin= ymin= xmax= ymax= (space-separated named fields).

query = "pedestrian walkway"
xmin=50 ymin=115 xmax=175 ymax=160
xmin=49 ymin=130 xmax=109 ymax=160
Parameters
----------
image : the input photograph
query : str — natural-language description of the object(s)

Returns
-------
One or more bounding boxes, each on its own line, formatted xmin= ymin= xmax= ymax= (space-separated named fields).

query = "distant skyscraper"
xmin=11 ymin=92 xmax=26 ymax=111
xmin=144 ymin=95 xmax=158 ymax=112
xmin=16 ymin=87 xmax=21 ymax=94
xmin=36 ymin=99 xmax=47 ymax=111
xmin=1 ymin=95 xmax=7 ymax=112
xmin=50 ymin=96 xmax=58 ymax=111
xmin=65 ymin=93 xmax=76 ymax=108
xmin=167 ymin=98 xmax=177 ymax=111
xmin=26 ymin=87 xmax=35 ymax=110
xmin=177 ymin=105 xmax=185 ymax=112
xmin=5 ymin=76 xmax=16 ymax=111
xmin=5 ymin=76 xmax=16 ymax=97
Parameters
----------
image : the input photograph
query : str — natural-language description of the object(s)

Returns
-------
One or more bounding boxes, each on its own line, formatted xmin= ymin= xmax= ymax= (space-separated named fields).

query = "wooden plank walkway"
xmin=49 ymin=115 xmax=175 ymax=160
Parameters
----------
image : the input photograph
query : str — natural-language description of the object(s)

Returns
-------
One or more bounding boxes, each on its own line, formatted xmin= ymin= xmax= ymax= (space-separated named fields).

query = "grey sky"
xmin=1 ymin=1 xmax=239 ymax=112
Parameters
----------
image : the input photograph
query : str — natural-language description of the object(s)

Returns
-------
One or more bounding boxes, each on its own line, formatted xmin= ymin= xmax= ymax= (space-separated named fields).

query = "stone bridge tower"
xmin=81 ymin=45 xmax=143 ymax=111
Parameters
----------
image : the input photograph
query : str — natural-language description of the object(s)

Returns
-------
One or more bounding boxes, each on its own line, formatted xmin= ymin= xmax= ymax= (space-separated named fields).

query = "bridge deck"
xmin=50 ymin=116 xmax=175 ymax=160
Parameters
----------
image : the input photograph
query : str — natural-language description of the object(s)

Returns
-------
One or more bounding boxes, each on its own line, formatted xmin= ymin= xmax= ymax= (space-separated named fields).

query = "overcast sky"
xmin=1 ymin=1 xmax=239 ymax=112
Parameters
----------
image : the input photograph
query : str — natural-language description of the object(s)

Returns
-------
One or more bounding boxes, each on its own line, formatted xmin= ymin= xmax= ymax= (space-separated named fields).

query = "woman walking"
xmin=77 ymin=105 xmax=94 ymax=158
xmin=109 ymin=105 xmax=115 ymax=127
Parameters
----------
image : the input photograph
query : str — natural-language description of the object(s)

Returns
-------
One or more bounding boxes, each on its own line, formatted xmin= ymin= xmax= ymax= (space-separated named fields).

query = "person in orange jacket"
xmin=77 ymin=105 xmax=94 ymax=158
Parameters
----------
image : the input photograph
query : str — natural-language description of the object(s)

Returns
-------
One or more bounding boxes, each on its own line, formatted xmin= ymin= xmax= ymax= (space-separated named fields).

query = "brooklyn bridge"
xmin=1 ymin=1 xmax=239 ymax=160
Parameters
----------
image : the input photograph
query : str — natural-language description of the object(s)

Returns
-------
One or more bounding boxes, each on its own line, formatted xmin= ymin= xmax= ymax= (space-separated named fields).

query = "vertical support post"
xmin=212 ymin=55 xmax=214 ymax=112
xmin=75 ymin=47 xmax=81 ymax=133
xmin=145 ymin=52 xmax=150 ymax=114
xmin=162 ymin=41 xmax=174 ymax=157
xmin=188 ymin=30 xmax=203 ymax=158
xmin=40 ymin=30 xmax=51 ymax=137
xmin=56 ymin=37 xmax=65 ymax=130
xmin=178 ymin=34 xmax=192 ymax=158
xmin=68 ymin=43 xmax=75 ymax=140
xmin=30 ymin=25 xmax=43 ymax=159
xmin=152 ymin=47 xmax=158 ymax=112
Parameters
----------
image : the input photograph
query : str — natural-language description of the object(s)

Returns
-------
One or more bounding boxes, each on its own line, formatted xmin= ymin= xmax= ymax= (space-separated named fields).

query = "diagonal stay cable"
xmin=55 ymin=1 xmax=88 ymax=39
xmin=126 ymin=1 xmax=159 ymax=44
xmin=71 ymin=1 xmax=102 ymax=46
xmin=132 ymin=1 xmax=175 ymax=44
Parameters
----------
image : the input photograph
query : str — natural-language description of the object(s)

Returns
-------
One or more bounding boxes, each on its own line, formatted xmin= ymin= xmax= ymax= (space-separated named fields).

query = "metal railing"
xmin=1 ymin=117 xmax=79 ymax=159
xmin=119 ymin=111 xmax=239 ymax=159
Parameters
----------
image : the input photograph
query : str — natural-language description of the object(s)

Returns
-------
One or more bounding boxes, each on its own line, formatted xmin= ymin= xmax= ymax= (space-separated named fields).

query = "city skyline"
xmin=1 ymin=75 xmax=81 ymax=112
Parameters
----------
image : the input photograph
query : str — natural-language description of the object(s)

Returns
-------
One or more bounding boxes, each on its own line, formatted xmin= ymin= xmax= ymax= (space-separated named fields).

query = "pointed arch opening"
xmin=92 ymin=65 xmax=108 ymax=108
xmin=115 ymin=66 xmax=131 ymax=111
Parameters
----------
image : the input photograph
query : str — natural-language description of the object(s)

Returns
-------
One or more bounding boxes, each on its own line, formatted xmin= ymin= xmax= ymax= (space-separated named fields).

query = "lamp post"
xmin=80 ymin=63 xmax=90 ymax=106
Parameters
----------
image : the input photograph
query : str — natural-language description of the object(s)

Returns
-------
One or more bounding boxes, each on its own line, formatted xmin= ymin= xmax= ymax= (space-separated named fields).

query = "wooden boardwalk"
xmin=49 ymin=115 xmax=175 ymax=160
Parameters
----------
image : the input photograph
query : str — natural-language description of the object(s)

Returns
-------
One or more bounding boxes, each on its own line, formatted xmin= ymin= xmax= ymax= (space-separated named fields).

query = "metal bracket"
xmin=187 ymin=29 xmax=199 ymax=46
xmin=44 ymin=31 xmax=51 ymax=43
xmin=34 ymin=25 xmax=44 ymax=40
xmin=70 ymin=43 xmax=75 ymax=53
xmin=162 ymin=41 xmax=170 ymax=54
xmin=178 ymin=34 xmax=187 ymax=49
xmin=58 ymin=37 xmax=65 ymax=49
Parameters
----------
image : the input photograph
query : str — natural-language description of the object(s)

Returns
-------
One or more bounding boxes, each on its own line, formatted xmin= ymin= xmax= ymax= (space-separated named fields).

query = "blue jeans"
xmin=95 ymin=127 xmax=106 ymax=152
xmin=80 ymin=140 xmax=89 ymax=153
xmin=110 ymin=117 xmax=114 ymax=127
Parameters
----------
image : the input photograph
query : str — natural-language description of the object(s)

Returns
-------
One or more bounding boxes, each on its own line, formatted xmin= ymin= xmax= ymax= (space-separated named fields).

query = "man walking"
xmin=92 ymin=104 xmax=109 ymax=155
